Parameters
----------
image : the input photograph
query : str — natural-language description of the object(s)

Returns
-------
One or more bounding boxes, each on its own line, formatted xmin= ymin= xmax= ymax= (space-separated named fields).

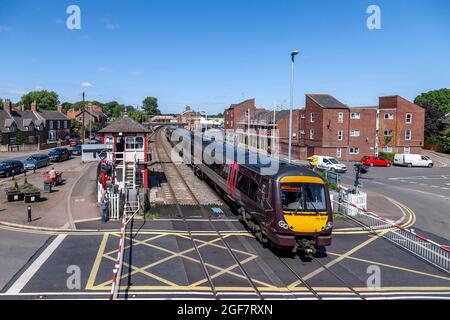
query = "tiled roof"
xmin=307 ymin=94 xmax=349 ymax=109
xmin=99 ymin=114 xmax=150 ymax=133
xmin=38 ymin=109 xmax=69 ymax=121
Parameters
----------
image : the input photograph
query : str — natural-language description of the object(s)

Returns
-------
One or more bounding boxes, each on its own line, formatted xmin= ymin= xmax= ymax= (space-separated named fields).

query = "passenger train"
xmin=165 ymin=127 xmax=333 ymax=253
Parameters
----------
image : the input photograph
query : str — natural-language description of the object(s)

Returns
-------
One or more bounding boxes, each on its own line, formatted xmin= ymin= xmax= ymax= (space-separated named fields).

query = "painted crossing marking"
xmin=6 ymin=234 xmax=67 ymax=294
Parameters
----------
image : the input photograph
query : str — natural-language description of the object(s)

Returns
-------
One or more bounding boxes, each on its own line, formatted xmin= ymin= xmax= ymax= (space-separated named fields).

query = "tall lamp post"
xmin=288 ymin=50 xmax=299 ymax=163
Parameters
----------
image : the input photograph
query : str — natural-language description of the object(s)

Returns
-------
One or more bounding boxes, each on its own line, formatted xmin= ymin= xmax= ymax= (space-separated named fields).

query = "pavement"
xmin=423 ymin=150 xmax=450 ymax=167
xmin=0 ymin=157 xmax=99 ymax=230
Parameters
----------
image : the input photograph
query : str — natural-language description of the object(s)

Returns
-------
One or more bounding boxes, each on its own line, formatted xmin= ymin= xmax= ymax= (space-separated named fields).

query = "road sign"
xmin=81 ymin=144 xmax=114 ymax=162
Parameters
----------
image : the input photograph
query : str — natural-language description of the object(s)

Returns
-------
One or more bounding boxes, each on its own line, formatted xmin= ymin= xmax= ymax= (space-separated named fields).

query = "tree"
xmin=415 ymin=89 xmax=450 ymax=153
xmin=70 ymin=119 xmax=82 ymax=138
xmin=61 ymin=102 xmax=73 ymax=114
xmin=128 ymin=109 xmax=145 ymax=123
xmin=20 ymin=90 xmax=60 ymax=110
xmin=142 ymin=97 xmax=161 ymax=115
xmin=0 ymin=98 xmax=3 ymax=109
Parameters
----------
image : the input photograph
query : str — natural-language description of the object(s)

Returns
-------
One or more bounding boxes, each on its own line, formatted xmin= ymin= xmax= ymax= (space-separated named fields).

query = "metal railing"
xmin=109 ymin=197 xmax=141 ymax=300
xmin=333 ymin=199 xmax=450 ymax=275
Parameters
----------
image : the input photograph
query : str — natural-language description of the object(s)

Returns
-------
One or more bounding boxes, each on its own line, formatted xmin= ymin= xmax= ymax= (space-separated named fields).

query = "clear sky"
xmin=0 ymin=0 xmax=449 ymax=114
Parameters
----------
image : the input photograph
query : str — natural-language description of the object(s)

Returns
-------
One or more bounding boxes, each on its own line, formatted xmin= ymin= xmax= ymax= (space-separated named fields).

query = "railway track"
xmin=152 ymin=127 xmax=365 ymax=300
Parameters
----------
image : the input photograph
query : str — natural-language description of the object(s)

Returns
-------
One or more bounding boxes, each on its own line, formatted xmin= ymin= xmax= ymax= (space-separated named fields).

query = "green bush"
xmin=379 ymin=152 xmax=395 ymax=161
xmin=317 ymin=171 xmax=340 ymax=192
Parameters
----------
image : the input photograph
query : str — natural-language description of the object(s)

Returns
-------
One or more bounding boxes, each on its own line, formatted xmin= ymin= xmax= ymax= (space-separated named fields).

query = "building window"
xmin=310 ymin=112 xmax=315 ymax=123
xmin=384 ymin=113 xmax=394 ymax=120
xmin=49 ymin=121 xmax=54 ymax=130
xmin=349 ymin=147 xmax=360 ymax=155
xmin=28 ymin=136 xmax=35 ymax=144
xmin=57 ymin=120 xmax=61 ymax=129
xmin=309 ymin=129 xmax=314 ymax=140
xmin=125 ymin=136 xmax=144 ymax=150
xmin=404 ymin=147 xmax=411 ymax=154
xmin=351 ymin=112 xmax=361 ymax=119
xmin=337 ymin=130 xmax=343 ymax=141
xmin=64 ymin=121 xmax=68 ymax=129
xmin=338 ymin=112 xmax=344 ymax=123
xmin=405 ymin=129 xmax=412 ymax=140
xmin=336 ymin=148 xmax=342 ymax=158
xmin=350 ymin=130 xmax=360 ymax=137
xmin=383 ymin=146 xmax=393 ymax=152
xmin=104 ymin=136 xmax=113 ymax=144
xmin=384 ymin=129 xmax=393 ymax=137
xmin=301 ymin=113 xmax=305 ymax=119
xmin=406 ymin=113 xmax=412 ymax=124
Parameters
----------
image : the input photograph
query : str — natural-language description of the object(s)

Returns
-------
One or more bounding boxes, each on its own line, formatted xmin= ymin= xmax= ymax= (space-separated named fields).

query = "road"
xmin=339 ymin=165 xmax=450 ymax=245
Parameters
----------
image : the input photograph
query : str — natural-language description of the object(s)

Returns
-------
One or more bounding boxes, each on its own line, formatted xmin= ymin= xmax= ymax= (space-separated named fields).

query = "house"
xmin=300 ymin=94 xmax=425 ymax=160
xmin=98 ymin=109 xmax=151 ymax=190
xmin=177 ymin=106 xmax=202 ymax=131
xmin=1 ymin=99 xmax=70 ymax=151
xmin=67 ymin=103 xmax=108 ymax=127
xmin=225 ymin=94 xmax=425 ymax=161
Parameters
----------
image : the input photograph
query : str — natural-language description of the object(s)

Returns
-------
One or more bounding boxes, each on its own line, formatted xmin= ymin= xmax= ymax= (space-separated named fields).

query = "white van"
xmin=316 ymin=156 xmax=347 ymax=173
xmin=394 ymin=154 xmax=434 ymax=168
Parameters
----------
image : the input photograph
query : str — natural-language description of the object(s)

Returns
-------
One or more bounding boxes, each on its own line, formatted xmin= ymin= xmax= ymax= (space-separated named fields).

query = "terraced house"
xmin=225 ymin=94 xmax=425 ymax=161
xmin=0 ymin=99 xmax=70 ymax=151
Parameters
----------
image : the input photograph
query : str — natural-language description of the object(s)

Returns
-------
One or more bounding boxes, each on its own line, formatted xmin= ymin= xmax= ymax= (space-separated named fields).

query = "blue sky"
xmin=0 ymin=0 xmax=449 ymax=114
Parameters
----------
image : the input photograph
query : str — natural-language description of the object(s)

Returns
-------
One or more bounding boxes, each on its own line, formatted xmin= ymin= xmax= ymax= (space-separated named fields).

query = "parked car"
xmin=394 ymin=154 xmax=434 ymax=168
xmin=361 ymin=155 xmax=392 ymax=167
xmin=0 ymin=160 xmax=25 ymax=175
xmin=316 ymin=156 xmax=347 ymax=173
xmin=23 ymin=154 xmax=50 ymax=170
xmin=0 ymin=163 xmax=14 ymax=177
xmin=71 ymin=145 xmax=82 ymax=156
xmin=48 ymin=148 xmax=71 ymax=162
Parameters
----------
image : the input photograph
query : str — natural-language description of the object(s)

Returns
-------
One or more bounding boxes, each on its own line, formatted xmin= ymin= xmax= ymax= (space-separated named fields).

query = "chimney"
xmin=57 ymin=104 xmax=63 ymax=113
xmin=31 ymin=101 xmax=37 ymax=112
xmin=3 ymin=99 xmax=12 ymax=113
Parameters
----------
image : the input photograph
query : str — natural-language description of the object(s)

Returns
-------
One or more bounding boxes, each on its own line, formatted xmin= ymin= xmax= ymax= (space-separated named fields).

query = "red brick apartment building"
xmin=224 ymin=94 xmax=425 ymax=161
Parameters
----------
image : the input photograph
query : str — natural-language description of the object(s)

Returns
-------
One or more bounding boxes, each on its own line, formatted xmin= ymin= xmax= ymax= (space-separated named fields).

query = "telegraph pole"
xmin=82 ymin=92 xmax=86 ymax=144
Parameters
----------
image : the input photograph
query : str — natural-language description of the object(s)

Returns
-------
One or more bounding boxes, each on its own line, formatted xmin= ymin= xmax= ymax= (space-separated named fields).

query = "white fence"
xmin=97 ymin=182 xmax=122 ymax=220
xmin=339 ymin=188 xmax=367 ymax=216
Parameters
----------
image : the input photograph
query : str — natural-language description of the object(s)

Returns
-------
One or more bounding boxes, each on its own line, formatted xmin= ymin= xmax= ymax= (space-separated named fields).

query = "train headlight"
xmin=278 ymin=221 xmax=289 ymax=230
xmin=325 ymin=221 xmax=333 ymax=230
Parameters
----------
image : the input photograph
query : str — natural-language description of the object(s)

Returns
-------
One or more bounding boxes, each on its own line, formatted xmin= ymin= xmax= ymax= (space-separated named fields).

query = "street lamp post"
xmin=288 ymin=50 xmax=299 ymax=163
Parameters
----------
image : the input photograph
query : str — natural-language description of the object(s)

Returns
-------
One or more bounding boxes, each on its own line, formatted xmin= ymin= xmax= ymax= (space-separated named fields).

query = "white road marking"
xmin=6 ymin=234 xmax=67 ymax=294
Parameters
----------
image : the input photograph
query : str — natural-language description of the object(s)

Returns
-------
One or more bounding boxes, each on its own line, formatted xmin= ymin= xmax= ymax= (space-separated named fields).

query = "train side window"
xmin=236 ymin=173 xmax=250 ymax=194
xmin=258 ymin=182 xmax=273 ymax=211
xmin=248 ymin=180 xmax=258 ymax=201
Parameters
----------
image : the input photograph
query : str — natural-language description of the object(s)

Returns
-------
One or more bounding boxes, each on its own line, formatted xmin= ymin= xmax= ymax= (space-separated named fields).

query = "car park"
xmin=361 ymin=155 xmax=392 ymax=167
xmin=24 ymin=154 xmax=50 ymax=170
xmin=316 ymin=156 xmax=347 ymax=173
xmin=71 ymin=145 xmax=82 ymax=156
xmin=48 ymin=148 xmax=71 ymax=162
xmin=394 ymin=153 xmax=434 ymax=168
xmin=0 ymin=160 xmax=25 ymax=175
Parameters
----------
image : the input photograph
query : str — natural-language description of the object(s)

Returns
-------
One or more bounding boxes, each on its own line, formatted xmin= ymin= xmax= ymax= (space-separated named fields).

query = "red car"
xmin=361 ymin=155 xmax=392 ymax=167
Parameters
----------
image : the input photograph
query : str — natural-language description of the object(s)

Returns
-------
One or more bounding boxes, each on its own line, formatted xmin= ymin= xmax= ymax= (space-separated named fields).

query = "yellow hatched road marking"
xmin=327 ymin=251 xmax=450 ymax=281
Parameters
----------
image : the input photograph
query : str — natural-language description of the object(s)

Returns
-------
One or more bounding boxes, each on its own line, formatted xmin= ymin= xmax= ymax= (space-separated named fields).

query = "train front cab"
xmin=268 ymin=175 xmax=333 ymax=252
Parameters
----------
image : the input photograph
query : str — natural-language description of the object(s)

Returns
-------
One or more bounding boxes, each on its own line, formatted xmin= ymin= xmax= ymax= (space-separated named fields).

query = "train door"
xmin=227 ymin=162 xmax=239 ymax=198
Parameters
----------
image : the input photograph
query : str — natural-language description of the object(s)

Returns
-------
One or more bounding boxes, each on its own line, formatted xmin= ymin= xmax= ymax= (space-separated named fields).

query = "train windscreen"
xmin=280 ymin=183 xmax=326 ymax=212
